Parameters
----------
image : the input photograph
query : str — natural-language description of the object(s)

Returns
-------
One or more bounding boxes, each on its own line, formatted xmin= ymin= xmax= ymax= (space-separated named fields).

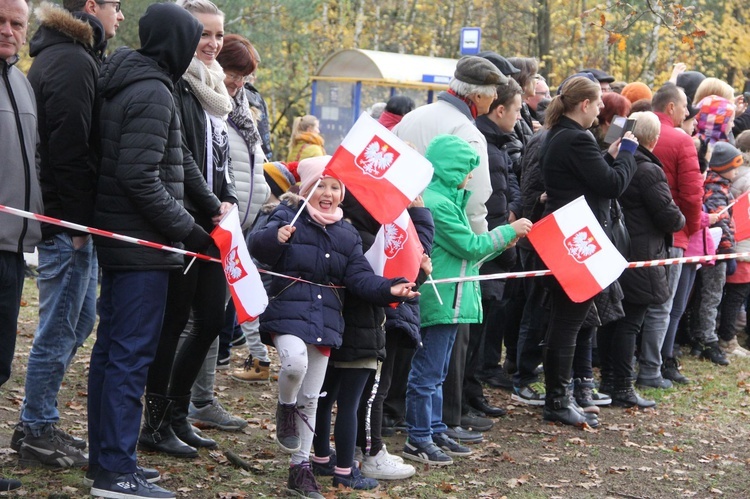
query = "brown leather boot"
xmin=230 ymin=356 xmax=270 ymax=383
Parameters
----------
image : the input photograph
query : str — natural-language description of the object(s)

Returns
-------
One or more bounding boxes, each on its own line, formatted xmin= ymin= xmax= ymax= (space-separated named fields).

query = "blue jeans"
xmin=88 ymin=269 xmax=169 ymax=474
xmin=22 ymin=234 xmax=97 ymax=435
xmin=0 ymin=251 xmax=24 ymax=387
xmin=405 ymin=323 xmax=458 ymax=443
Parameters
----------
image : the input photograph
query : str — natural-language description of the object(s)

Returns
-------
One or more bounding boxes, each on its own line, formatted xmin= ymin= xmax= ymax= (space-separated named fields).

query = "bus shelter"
xmin=311 ymin=49 xmax=458 ymax=150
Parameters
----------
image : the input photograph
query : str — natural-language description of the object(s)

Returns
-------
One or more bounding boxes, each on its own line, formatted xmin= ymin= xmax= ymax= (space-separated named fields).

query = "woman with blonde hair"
xmin=139 ymin=0 xmax=240 ymax=457
xmin=287 ymin=114 xmax=325 ymax=162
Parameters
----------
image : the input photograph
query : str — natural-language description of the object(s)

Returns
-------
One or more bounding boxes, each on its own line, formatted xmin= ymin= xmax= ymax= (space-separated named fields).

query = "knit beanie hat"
xmin=709 ymin=142 xmax=743 ymax=173
xmin=297 ymin=155 xmax=345 ymax=199
xmin=696 ymin=95 xmax=736 ymax=145
xmin=621 ymin=82 xmax=653 ymax=104
xmin=263 ymin=162 xmax=296 ymax=198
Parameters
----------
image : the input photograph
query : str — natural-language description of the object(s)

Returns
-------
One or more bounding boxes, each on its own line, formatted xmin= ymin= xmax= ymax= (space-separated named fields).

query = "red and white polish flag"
xmin=324 ymin=114 xmax=433 ymax=225
xmin=211 ymin=206 xmax=268 ymax=323
xmin=527 ymin=196 xmax=628 ymax=303
xmin=365 ymin=209 xmax=424 ymax=283
xmin=733 ymin=192 xmax=750 ymax=243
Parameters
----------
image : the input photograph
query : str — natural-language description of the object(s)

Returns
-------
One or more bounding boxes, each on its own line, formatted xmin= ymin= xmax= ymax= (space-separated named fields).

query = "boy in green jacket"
xmin=402 ymin=134 xmax=532 ymax=465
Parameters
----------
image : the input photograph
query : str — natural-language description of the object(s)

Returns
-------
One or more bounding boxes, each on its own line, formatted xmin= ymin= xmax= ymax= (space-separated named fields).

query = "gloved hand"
xmin=726 ymin=258 xmax=737 ymax=276
xmin=182 ymin=224 xmax=212 ymax=253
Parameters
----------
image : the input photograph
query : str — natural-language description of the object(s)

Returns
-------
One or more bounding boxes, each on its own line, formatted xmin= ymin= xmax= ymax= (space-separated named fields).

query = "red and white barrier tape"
xmin=426 ymin=252 xmax=749 ymax=285
xmin=3 ymin=204 xmax=741 ymax=289
xmin=0 ymin=204 xmax=344 ymax=289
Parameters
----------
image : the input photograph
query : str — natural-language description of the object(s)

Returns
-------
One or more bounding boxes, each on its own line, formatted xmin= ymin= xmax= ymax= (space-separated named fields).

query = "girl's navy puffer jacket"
xmin=250 ymin=198 xmax=404 ymax=347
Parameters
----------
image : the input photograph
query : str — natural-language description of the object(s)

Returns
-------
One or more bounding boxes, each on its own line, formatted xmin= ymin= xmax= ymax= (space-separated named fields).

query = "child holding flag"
xmin=249 ymin=156 xmax=418 ymax=498
xmin=402 ymin=135 xmax=532 ymax=466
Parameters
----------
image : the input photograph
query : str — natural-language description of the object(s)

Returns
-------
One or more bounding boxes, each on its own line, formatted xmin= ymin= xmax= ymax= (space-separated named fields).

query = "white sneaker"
xmin=361 ymin=446 xmax=416 ymax=480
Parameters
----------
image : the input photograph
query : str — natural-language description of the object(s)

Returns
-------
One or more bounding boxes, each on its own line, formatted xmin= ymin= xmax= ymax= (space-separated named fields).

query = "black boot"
xmin=138 ymin=393 xmax=198 ymax=458
xmin=610 ymin=379 xmax=656 ymax=408
xmin=170 ymin=395 xmax=217 ymax=449
xmin=542 ymin=346 xmax=597 ymax=428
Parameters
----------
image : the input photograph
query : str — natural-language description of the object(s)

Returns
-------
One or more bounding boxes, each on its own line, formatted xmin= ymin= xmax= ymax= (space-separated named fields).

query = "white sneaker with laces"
xmin=361 ymin=446 xmax=416 ymax=480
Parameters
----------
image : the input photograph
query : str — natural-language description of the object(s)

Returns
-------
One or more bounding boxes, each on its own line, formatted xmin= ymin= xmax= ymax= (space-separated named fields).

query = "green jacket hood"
xmin=425 ymin=134 xmax=479 ymax=191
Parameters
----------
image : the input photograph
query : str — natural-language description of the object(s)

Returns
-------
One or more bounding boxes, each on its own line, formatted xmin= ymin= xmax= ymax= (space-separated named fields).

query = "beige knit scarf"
xmin=183 ymin=57 xmax=233 ymax=117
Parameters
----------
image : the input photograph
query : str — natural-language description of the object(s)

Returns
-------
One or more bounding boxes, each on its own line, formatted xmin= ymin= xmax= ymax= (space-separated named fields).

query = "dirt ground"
xmin=2 ymin=278 xmax=750 ymax=498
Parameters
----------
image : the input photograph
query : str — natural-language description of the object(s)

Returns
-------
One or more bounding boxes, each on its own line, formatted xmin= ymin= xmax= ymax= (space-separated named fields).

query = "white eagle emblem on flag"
xmin=224 ymin=247 xmax=248 ymax=284
xmin=355 ymin=135 xmax=401 ymax=179
xmin=383 ymin=223 xmax=408 ymax=259
xmin=564 ymin=228 xmax=601 ymax=263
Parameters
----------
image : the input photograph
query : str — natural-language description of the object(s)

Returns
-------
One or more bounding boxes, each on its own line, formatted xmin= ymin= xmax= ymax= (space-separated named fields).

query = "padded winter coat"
xmin=618 ymin=146 xmax=685 ymax=305
xmin=227 ymin=118 xmax=270 ymax=230
xmin=652 ymin=112 xmax=703 ymax=249
xmin=420 ymin=135 xmax=516 ymax=328
xmin=250 ymin=199 xmax=403 ymax=348
xmin=94 ymin=21 xmax=205 ymax=270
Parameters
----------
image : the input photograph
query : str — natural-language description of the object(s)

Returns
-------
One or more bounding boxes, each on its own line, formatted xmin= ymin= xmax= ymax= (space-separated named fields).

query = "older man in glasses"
xmin=14 ymin=0 xmax=125 ymax=470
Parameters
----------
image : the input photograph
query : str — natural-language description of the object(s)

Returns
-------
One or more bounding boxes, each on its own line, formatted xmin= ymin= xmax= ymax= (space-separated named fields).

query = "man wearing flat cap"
xmin=394 ymin=55 xmax=506 ymax=234
xmin=582 ymin=67 xmax=615 ymax=93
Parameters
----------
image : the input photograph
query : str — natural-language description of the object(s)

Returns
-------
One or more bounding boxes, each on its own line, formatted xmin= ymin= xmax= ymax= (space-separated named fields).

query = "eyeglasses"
xmin=225 ymin=72 xmax=251 ymax=84
xmin=96 ymin=1 xmax=121 ymax=12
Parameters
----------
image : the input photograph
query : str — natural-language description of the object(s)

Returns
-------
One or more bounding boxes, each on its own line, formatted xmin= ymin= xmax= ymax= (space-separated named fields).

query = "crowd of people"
xmin=2 ymin=0 xmax=750 ymax=497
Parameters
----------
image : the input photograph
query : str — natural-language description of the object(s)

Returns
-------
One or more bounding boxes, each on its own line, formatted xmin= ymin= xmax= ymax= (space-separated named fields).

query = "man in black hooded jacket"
xmin=87 ymin=4 xmax=218 ymax=498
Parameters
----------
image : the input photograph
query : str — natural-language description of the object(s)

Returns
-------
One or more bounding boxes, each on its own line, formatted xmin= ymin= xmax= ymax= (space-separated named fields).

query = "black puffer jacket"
xmin=251 ymin=197 xmax=404 ymax=348
xmin=516 ymin=129 xmax=547 ymax=252
xmin=334 ymin=194 xmax=387 ymax=362
xmin=94 ymin=4 xmax=207 ymax=270
xmin=384 ymin=206 xmax=434 ymax=347
xmin=476 ymin=115 xmax=522 ymax=296
xmin=27 ymin=4 xmax=106 ymax=237
xmin=618 ymin=146 xmax=685 ymax=305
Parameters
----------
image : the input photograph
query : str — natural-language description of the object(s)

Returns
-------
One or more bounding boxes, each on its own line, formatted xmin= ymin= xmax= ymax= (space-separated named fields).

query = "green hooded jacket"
xmin=421 ymin=135 xmax=517 ymax=327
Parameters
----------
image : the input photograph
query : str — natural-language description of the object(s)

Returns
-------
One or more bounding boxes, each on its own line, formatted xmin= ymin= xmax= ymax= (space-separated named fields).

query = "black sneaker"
xmin=287 ymin=462 xmax=324 ymax=499
xmin=85 ymin=465 xmax=161 ymax=487
xmin=432 ymin=432 xmax=472 ymax=457
xmin=402 ymin=440 xmax=453 ymax=466
xmin=11 ymin=423 xmax=86 ymax=453
xmin=215 ymin=357 xmax=230 ymax=370
xmin=701 ymin=343 xmax=730 ymax=366
xmin=311 ymin=451 xmax=336 ymax=476
xmin=0 ymin=476 xmax=22 ymax=491
xmin=275 ymin=402 xmax=301 ymax=454
xmin=18 ymin=431 xmax=88 ymax=469
xmin=90 ymin=469 xmax=175 ymax=499
xmin=332 ymin=466 xmax=379 ymax=490
xmin=459 ymin=409 xmax=493 ymax=432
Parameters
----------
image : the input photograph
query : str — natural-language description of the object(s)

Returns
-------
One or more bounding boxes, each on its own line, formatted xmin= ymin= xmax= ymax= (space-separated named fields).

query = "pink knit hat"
xmin=696 ymin=95 xmax=736 ymax=145
xmin=297 ymin=155 xmax=345 ymax=199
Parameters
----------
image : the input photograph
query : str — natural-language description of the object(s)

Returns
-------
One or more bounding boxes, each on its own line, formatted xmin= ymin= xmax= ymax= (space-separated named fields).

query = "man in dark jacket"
xmin=16 ymin=0 xmax=123 ymax=469
xmin=87 ymin=4 xmax=215 ymax=498
xmin=465 ymin=78 xmax=524 ymax=416
xmin=1 ymin=0 xmax=41 ymax=491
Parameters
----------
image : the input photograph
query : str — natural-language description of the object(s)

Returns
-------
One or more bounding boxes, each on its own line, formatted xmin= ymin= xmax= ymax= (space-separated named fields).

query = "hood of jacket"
xmin=425 ymin=134 xmax=479 ymax=197
xmin=98 ymin=46 xmax=172 ymax=99
xmin=136 ymin=2 xmax=202 ymax=84
xmin=30 ymin=2 xmax=106 ymax=57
